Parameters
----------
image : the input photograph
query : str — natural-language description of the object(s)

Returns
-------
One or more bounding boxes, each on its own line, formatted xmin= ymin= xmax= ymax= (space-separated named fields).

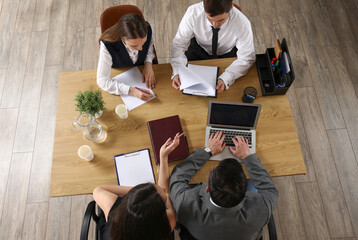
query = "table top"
xmin=50 ymin=58 xmax=306 ymax=197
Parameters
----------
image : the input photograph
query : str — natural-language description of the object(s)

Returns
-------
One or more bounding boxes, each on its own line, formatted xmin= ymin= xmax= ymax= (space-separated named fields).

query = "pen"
xmin=166 ymin=132 xmax=185 ymax=146
xmin=135 ymin=87 xmax=150 ymax=94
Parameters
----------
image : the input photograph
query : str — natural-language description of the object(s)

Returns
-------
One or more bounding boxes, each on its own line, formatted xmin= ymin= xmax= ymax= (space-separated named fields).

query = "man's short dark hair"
xmin=208 ymin=158 xmax=247 ymax=208
xmin=203 ymin=0 xmax=233 ymax=17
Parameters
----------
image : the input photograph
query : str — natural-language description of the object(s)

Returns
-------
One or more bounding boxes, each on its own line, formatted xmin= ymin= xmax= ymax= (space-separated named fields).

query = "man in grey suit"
xmin=169 ymin=132 xmax=278 ymax=240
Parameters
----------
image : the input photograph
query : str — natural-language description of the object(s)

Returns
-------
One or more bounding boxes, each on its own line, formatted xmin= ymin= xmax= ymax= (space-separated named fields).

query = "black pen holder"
xmin=256 ymin=38 xmax=295 ymax=96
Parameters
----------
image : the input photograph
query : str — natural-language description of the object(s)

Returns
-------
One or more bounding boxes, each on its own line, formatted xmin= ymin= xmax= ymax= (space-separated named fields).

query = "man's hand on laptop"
xmin=206 ymin=131 xmax=226 ymax=155
xmin=229 ymin=136 xmax=251 ymax=159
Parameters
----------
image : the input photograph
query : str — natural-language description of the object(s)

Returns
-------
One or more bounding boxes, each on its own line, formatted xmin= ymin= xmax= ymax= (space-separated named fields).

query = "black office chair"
xmin=80 ymin=200 xmax=175 ymax=240
xmin=80 ymin=201 xmax=101 ymax=240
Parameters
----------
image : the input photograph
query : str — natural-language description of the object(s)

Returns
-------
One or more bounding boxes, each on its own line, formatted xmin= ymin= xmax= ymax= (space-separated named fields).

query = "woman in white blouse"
xmin=97 ymin=13 xmax=156 ymax=101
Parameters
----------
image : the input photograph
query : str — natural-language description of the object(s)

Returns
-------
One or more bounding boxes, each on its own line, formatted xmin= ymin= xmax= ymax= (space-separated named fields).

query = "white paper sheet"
xmin=112 ymin=67 xmax=156 ymax=111
xmin=178 ymin=64 xmax=218 ymax=97
xmin=114 ymin=149 xmax=155 ymax=186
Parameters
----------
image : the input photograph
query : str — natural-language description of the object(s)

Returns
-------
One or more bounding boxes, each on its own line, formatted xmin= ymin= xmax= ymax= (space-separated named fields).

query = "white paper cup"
xmin=115 ymin=104 xmax=128 ymax=119
xmin=78 ymin=145 xmax=94 ymax=161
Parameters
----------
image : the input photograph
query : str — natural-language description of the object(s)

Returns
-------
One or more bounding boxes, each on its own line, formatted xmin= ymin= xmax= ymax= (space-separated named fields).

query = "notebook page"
xmin=112 ymin=67 xmax=156 ymax=111
xmin=115 ymin=149 xmax=155 ymax=186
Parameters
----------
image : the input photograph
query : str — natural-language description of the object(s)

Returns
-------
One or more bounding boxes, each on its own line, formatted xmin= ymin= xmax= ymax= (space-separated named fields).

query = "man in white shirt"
xmin=171 ymin=0 xmax=255 ymax=93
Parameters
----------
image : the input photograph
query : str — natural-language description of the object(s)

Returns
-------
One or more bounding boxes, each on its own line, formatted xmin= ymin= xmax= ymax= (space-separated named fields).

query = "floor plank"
xmin=45 ymin=0 xmax=70 ymax=66
xmin=307 ymin=0 xmax=338 ymax=46
xmin=69 ymin=195 xmax=95 ymax=240
xmin=295 ymin=87 xmax=354 ymax=238
xmin=340 ymin=40 xmax=358 ymax=84
xmin=82 ymin=27 xmax=101 ymax=70
xmin=345 ymin=7 xmax=358 ymax=41
xmin=27 ymin=66 xmax=60 ymax=203
xmin=63 ymin=0 xmax=86 ymax=72
xmin=153 ymin=0 xmax=173 ymax=59
xmin=13 ymin=30 xmax=49 ymax=153
xmin=287 ymin=88 xmax=316 ymax=182
xmin=45 ymin=196 xmax=72 ymax=240
xmin=323 ymin=45 xmax=358 ymax=162
xmin=295 ymin=12 xmax=345 ymax=130
xmin=0 ymin=69 xmax=5 ymax=101
xmin=0 ymin=0 xmax=20 ymax=69
xmin=0 ymin=153 xmax=32 ymax=240
xmin=296 ymin=182 xmax=331 ymax=239
xmin=0 ymin=0 xmax=36 ymax=108
xmin=326 ymin=0 xmax=356 ymax=42
xmin=273 ymin=176 xmax=307 ymax=240
xmin=85 ymin=0 xmax=103 ymax=28
xmin=327 ymin=129 xmax=358 ymax=237
xmin=22 ymin=202 xmax=49 ymax=240
xmin=32 ymin=0 xmax=53 ymax=31
xmin=0 ymin=108 xmax=18 ymax=219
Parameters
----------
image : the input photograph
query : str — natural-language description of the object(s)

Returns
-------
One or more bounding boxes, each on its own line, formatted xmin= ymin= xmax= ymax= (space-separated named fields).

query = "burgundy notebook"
xmin=147 ymin=115 xmax=189 ymax=164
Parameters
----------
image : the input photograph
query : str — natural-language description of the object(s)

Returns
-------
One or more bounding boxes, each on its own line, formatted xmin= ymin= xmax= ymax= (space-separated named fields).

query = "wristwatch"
xmin=204 ymin=147 xmax=212 ymax=156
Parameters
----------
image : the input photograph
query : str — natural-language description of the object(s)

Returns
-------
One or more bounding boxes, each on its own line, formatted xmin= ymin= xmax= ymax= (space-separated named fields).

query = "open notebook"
xmin=114 ymin=149 xmax=155 ymax=186
xmin=178 ymin=64 xmax=219 ymax=98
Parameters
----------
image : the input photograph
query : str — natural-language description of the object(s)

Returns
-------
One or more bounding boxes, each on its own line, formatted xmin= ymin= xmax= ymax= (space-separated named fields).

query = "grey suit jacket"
xmin=169 ymin=148 xmax=278 ymax=240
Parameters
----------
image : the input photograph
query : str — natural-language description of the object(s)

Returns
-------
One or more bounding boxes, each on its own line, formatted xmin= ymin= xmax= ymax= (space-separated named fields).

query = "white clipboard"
xmin=114 ymin=148 xmax=155 ymax=186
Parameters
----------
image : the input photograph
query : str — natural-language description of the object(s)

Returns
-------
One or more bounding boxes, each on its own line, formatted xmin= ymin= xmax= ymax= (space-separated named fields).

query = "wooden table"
xmin=50 ymin=58 xmax=306 ymax=197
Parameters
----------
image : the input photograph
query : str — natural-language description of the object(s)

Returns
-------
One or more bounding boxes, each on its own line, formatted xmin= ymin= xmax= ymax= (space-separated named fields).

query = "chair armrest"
xmin=80 ymin=200 xmax=97 ymax=240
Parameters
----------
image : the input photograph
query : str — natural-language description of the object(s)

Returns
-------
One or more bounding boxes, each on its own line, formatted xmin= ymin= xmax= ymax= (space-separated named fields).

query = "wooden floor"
xmin=0 ymin=0 xmax=357 ymax=239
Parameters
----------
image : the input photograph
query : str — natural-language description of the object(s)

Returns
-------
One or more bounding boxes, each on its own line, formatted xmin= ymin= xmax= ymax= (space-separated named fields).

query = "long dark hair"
xmin=109 ymin=183 xmax=171 ymax=240
xmin=99 ymin=13 xmax=148 ymax=44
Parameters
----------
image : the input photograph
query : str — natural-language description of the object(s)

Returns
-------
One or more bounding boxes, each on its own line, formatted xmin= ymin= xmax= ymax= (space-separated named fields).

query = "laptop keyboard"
xmin=209 ymin=129 xmax=252 ymax=147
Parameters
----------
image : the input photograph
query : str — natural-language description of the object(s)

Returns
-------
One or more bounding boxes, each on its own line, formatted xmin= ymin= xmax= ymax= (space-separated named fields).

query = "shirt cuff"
xmin=219 ymin=71 xmax=234 ymax=89
xmin=122 ymin=85 xmax=131 ymax=95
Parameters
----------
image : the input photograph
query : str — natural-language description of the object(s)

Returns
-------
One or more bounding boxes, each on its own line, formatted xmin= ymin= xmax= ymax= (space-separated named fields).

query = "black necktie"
xmin=212 ymin=27 xmax=220 ymax=58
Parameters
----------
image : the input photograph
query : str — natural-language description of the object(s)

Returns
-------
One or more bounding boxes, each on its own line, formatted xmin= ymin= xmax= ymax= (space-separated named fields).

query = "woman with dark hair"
xmin=97 ymin=13 xmax=156 ymax=101
xmin=93 ymin=133 xmax=180 ymax=240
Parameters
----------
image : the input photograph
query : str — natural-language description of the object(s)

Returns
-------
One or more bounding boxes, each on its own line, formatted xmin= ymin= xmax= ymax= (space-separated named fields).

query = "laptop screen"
xmin=208 ymin=101 xmax=261 ymax=130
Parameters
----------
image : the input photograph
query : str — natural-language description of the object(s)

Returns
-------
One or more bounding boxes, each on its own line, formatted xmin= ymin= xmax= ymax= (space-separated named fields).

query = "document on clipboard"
xmin=178 ymin=64 xmax=218 ymax=98
xmin=114 ymin=149 xmax=155 ymax=186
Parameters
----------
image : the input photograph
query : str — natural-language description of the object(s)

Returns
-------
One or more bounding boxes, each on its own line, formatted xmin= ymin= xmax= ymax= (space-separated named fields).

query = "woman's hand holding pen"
xmin=129 ymin=87 xmax=153 ymax=101
xmin=142 ymin=62 xmax=156 ymax=89
xmin=160 ymin=133 xmax=180 ymax=161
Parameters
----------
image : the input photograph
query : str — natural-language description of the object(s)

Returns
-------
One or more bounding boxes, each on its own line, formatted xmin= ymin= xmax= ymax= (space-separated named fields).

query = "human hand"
xmin=172 ymin=75 xmax=181 ymax=90
xmin=129 ymin=87 xmax=153 ymax=101
xmin=142 ymin=62 xmax=156 ymax=89
xmin=160 ymin=133 xmax=180 ymax=160
xmin=216 ymin=79 xmax=225 ymax=93
xmin=206 ymin=131 xmax=226 ymax=155
xmin=229 ymin=136 xmax=251 ymax=159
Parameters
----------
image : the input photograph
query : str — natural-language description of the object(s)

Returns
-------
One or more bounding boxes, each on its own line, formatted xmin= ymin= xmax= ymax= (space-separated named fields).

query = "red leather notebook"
xmin=147 ymin=115 xmax=189 ymax=164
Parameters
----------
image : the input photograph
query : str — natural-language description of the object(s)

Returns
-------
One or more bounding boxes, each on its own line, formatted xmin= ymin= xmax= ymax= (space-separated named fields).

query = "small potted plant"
xmin=74 ymin=89 xmax=106 ymax=118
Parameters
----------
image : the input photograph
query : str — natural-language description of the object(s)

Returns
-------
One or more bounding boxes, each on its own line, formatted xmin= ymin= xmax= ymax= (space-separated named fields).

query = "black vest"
xmin=102 ymin=24 xmax=154 ymax=68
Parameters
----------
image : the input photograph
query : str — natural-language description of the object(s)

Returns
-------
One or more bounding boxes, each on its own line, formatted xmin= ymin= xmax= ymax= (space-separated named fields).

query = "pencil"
xmin=166 ymin=132 xmax=185 ymax=146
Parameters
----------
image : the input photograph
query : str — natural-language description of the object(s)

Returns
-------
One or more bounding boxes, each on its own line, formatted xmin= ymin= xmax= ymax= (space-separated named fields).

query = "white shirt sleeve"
xmin=96 ymin=41 xmax=130 ymax=95
xmin=219 ymin=21 xmax=256 ymax=89
xmin=170 ymin=6 xmax=195 ymax=76
xmin=145 ymin=36 xmax=155 ymax=63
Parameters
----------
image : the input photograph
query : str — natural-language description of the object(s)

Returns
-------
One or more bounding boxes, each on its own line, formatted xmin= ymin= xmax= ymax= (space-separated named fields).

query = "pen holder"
xmin=242 ymin=87 xmax=257 ymax=103
xmin=255 ymin=38 xmax=295 ymax=96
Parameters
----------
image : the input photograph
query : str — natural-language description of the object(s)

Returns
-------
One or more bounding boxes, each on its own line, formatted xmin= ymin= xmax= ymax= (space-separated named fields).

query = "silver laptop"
xmin=205 ymin=101 xmax=261 ymax=161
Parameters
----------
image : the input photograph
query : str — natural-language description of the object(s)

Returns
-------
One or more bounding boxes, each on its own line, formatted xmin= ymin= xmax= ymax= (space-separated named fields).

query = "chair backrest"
xmin=100 ymin=5 xmax=144 ymax=33
xmin=233 ymin=3 xmax=242 ymax=12
xmin=99 ymin=5 xmax=158 ymax=64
